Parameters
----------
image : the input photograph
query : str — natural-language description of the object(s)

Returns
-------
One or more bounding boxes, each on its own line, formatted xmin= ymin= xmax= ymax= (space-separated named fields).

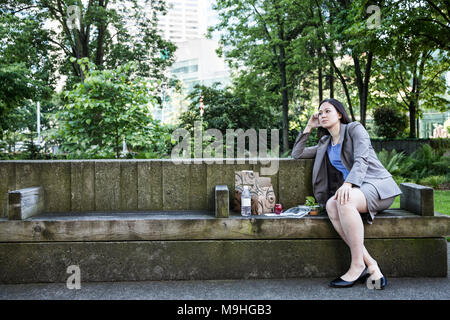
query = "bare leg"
xmin=337 ymin=200 xmax=366 ymax=281
xmin=326 ymin=198 xmax=378 ymax=268
xmin=326 ymin=192 xmax=383 ymax=281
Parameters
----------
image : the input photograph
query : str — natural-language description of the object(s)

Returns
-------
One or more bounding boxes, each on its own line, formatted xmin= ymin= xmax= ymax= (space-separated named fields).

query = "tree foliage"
xmin=0 ymin=0 xmax=177 ymax=158
xmin=209 ymin=0 xmax=449 ymax=142
xmin=179 ymin=82 xmax=280 ymax=133
xmin=210 ymin=0 xmax=319 ymax=152
xmin=0 ymin=10 xmax=56 ymax=139
xmin=2 ymin=0 xmax=449 ymax=160
xmin=1 ymin=0 xmax=177 ymax=87
xmin=373 ymin=105 xmax=409 ymax=139
xmin=369 ymin=0 xmax=450 ymax=138
xmin=58 ymin=59 xmax=171 ymax=158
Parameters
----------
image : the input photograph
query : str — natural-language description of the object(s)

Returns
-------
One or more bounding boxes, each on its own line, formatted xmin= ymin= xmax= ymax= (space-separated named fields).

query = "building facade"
xmin=153 ymin=0 xmax=231 ymax=124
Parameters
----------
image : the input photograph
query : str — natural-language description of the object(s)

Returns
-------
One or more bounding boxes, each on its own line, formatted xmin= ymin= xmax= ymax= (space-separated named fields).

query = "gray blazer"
xmin=292 ymin=121 xmax=402 ymax=207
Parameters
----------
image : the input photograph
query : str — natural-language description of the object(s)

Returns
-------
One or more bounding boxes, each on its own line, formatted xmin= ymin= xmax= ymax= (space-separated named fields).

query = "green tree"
xmin=179 ymin=82 xmax=280 ymax=133
xmin=0 ymin=64 xmax=32 ymax=139
xmin=395 ymin=0 xmax=450 ymax=52
xmin=0 ymin=11 xmax=56 ymax=140
xmin=210 ymin=0 xmax=318 ymax=153
xmin=373 ymin=105 xmax=408 ymax=139
xmin=371 ymin=48 xmax=449 ymax=138
xmin=58 ymin=59 xmax=170 ymax=158
xmin=307 ymin=0 xmax=450 ymax=129
xmin=368 ymin=0 xmax=450 ymax=138
xmin=310 ymin=0 xmax=394 ymax=126
xmin=2 ymin=0 xmax=176 ymax=87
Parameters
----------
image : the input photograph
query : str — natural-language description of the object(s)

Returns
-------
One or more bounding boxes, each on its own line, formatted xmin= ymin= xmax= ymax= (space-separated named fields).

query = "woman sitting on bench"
xmin=292 ymin=98 xmax=402 ymax=290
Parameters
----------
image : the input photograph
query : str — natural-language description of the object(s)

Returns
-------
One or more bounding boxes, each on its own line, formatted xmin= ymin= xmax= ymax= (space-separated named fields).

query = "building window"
xmin=172 ymin=65 xmax=198 ymax=74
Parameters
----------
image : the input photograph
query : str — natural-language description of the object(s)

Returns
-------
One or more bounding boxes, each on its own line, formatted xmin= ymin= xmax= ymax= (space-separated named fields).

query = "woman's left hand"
xmin=334 ymin=182 xmax=353 ymax=205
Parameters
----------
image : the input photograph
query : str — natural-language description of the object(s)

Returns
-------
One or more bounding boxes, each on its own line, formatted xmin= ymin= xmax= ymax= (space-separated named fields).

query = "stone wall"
xmin=1 ymin=238 xmax=446 ymax=282
xmin=0 ymin=159 xmax=314 ymax=216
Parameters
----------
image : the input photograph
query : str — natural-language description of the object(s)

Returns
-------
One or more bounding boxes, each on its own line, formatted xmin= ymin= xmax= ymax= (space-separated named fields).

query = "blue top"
xmin=327 ymin=142 xmax=349 ymax=180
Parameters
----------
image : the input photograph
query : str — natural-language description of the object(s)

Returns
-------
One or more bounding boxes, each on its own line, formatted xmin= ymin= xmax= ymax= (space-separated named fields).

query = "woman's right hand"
xmin=304 ymin=113 xmax=320 ymax=132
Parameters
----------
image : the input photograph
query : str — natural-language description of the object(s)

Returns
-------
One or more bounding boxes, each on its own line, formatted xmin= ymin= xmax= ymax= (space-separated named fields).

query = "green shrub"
xmin=432 ymin=155 xmax=450 ymax=176
xmin=58 ymin=59 xmax=172 ymax=159
xmin=429 ymin=138 xmax=450 ymax=156
xmin=409 ymin=144 xmax=447 ymax=178
xmin=373 ymin=106 xmax=408 ymax=139
xmin=418 ymin=175 xmax=447 ymax=189
xmin=376 ymin=149 xmax=411 ymax=176
xmin=391 ymin=175 xmax=414 ymax=186
xmin=377 ymin=145 xmax=450 ymax=189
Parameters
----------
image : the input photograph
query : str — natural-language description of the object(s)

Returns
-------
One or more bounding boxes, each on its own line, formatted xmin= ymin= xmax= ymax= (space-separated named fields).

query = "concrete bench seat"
xmin=0 ymin=159 xmax=448 ymax=284
xmin=0 ymin=209 xmax=448 ymax=242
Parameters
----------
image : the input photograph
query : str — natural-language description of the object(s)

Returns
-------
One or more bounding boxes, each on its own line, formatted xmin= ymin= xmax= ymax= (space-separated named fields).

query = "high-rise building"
xmin=154 ymin=0 xmax=231 ymax=124
xmin=157 ymin=0 xmax=209 ymax=43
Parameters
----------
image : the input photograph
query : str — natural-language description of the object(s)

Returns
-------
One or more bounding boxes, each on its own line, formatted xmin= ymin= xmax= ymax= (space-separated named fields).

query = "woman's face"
xmin=318 ymin=102 xmax=342 ymax=129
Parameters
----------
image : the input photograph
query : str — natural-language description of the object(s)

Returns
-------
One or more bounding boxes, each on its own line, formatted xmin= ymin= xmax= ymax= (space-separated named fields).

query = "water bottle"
xmin=241 ymin=185 xmax=251 ymax=216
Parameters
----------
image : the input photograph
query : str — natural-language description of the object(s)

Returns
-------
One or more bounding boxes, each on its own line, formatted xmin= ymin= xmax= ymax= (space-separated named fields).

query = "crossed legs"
xmin=326 ymin=188 xmax=383 ymax=281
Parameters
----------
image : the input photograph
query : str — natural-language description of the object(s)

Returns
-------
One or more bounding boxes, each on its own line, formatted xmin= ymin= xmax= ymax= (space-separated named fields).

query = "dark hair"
xmin=317 ymin=98 xmax=352 ymax=138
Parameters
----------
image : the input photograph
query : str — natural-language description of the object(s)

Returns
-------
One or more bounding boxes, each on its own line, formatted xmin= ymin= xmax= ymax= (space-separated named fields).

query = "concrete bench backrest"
xmin=0 ymin=159 xmax=314 ymax=215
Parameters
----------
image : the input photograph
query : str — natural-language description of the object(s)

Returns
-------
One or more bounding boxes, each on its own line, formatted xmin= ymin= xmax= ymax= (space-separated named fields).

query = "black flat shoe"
xmin=329 ymin=267 xmax=369 ymax=288
xmin=366 ymin=267 xmax=387 ymax=290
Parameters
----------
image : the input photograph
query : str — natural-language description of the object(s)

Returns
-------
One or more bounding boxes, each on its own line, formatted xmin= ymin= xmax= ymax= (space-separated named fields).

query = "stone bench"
xmin=0 ymin=209 xmax=448 ymax=283
xmin=0 ymin=159 xmax=448 ymax=284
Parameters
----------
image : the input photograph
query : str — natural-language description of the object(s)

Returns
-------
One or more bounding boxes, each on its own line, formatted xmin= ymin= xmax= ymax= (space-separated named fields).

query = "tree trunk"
xmin=409 ymin=101 xmax=417 ymax=138
xmin=95 ymin=0 xmax=107 ymax=67
xmin=362 ymin=52 xmax=373 ymax=127
xmin=411 ymin=51 xmax=428 ymax=138
xmin=352 ymin=55 xmax=364 ymax=124
xmin=408 ymin=50 xmax=428 ymax=139
xmin=318 ymin=65 xmax=323 ymax=102
xmin=95 ymin=26 xmax=106 ymax=67
xmin=44 ymin=0 xmax=98 ymax=81
xmin=416 ymin=117 xmax=420 ymax=138
xmin=329 ymin=61 xmax=334 ymax=98
xmin=352 ymin=51 xmax=373 ymax=127
xmin=275 ymin=10 xmax=289 ymax=154
xmin=115 ymin=129 xmax=120 ymax=158
xmin=280 ymin=48 xmax=289 ymax=154
xmin=328 ymin=56 xmax=355 ymax=121
xmin=74 ymin=29 xmax=87 ymax=82
xmin=313 ymin=0 xmax=354 ymax=120
xmin=409 ymin=62 xmax=418 ymax=139
xmin=318 ymin=50 xmax=323 ymax=102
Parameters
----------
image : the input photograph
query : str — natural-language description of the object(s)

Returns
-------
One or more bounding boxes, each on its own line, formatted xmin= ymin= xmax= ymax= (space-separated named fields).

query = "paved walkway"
xmin=1 ymin=245 xmax=449 ymax=300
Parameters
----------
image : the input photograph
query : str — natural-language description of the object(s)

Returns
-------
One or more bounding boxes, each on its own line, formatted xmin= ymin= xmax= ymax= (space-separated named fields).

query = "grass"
xmin=390 ymin=190 xmax=450 ymax=215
